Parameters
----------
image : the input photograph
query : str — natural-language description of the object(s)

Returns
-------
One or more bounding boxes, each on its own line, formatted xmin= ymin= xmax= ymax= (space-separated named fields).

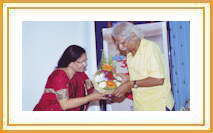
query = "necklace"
xmin=64 ymin=67 xmax=71 ymax=88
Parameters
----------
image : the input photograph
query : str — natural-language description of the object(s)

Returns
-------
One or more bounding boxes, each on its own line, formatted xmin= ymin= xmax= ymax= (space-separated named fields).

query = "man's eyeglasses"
xmin=115 ymin=37 xmax=130 ymax=46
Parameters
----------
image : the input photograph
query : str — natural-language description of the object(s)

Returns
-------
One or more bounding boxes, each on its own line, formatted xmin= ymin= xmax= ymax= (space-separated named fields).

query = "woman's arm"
xmin=58 ymin=92 xmax=108 ymax=110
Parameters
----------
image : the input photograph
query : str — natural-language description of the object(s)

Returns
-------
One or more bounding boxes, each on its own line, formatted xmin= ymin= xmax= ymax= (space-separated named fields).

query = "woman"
xmin=33 ymin=45 xmax=108 ymax=111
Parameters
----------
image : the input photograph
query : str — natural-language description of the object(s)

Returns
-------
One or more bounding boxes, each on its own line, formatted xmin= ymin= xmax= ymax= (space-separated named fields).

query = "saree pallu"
xmin=33 ymin=70 xmax=94 ymax=111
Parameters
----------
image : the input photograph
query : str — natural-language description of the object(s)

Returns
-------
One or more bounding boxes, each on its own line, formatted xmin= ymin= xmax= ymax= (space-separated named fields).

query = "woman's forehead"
xmin=78 ymin=53 xmax=87 ymax=60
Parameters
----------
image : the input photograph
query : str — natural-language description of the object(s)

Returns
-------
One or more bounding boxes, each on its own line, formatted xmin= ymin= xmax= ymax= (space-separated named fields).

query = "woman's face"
xmin=69 ymin=53 xmax=87 ymax=72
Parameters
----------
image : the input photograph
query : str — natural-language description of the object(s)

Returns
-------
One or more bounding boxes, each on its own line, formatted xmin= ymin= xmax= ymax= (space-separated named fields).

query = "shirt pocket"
xmin=131 ymin=56 xmax=148 ymax=80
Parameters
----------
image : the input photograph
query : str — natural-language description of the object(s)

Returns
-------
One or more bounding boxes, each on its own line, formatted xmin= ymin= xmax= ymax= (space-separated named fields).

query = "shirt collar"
xmin=127 ymin=38 xmax=144 ymax=58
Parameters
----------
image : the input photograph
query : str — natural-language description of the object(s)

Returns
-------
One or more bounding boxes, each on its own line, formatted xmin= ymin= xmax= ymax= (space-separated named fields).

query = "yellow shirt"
xmin=127 ymin=38 xmax=174 ymax=111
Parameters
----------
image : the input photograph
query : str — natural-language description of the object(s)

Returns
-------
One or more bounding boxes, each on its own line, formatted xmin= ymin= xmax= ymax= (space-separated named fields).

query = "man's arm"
xmin=112 ymin=77 xmax=164 ymax=98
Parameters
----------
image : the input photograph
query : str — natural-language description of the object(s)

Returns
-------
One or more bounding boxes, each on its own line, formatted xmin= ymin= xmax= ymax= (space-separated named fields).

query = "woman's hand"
xmin=116 ymin=73 xmax=130 ymax=83
xmin=86 ymin=92 xmax=109 ymax=101
xmin=59 ymin=92 xmax=108 ymax=110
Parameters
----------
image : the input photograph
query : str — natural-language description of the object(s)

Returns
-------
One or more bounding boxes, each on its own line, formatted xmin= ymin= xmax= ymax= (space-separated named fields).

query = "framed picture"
xmin=1 ymin=2 xmax=211 ymax=132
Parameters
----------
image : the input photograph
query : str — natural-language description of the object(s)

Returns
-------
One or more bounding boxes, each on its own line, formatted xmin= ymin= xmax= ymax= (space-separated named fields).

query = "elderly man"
xmin=111 ymin=22 xmax=174 ymax=111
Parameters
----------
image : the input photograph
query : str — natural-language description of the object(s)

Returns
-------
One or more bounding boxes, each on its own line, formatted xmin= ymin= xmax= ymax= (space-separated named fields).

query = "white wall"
xmin=22 ymin=21 xmax=98 ymax=111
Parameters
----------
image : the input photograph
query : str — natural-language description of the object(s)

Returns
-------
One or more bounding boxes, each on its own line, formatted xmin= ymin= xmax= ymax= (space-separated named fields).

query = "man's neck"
xmin=132 ymin=39 xmax=141 ymax=56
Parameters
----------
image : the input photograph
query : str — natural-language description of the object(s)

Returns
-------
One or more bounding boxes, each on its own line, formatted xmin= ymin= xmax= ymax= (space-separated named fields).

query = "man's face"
xmin=114 ymin=34 xmax=137 ymax=54
xmin=114 ymin=36 xmax=128 ymax=51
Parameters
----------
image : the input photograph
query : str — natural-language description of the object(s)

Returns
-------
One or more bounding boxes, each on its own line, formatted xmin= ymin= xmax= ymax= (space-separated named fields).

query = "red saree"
xmin=33 ymin=70 xmax=94 ymax=111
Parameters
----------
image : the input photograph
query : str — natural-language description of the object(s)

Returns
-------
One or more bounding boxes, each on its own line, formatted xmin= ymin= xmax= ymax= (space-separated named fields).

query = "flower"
xmin=102 ymin=63 xmax=114 ymax=71
xmin=99 ymin=82 xmax=106 ymax=88
xmin=106 ymin=81 xmax=116 ymax=88
xmin=180 ymin=99 xmax=190 ymax=111
xmin=115 ymin=81 xmax=121 ymax=87
xmin=94 ymin=75 xmax=101 ymax=82
xmin=105 ymin=72 xmax=114 ymax=80
xmin=116 ymin=76 xmax=122 ymax=81
xmin=111 ymin=69 xmax=116 ymax=73
xmin=95 ymin=73 xmax=107 ymax=82
xmin=92 ymin=50 xmax=122 ymax=94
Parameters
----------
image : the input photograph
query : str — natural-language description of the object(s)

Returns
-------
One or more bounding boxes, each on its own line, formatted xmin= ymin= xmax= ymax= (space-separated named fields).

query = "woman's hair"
xmin=57 ymin=45 xmax=86 ymax=68
xmin=111 ymin=22 xmax=144 ymax=39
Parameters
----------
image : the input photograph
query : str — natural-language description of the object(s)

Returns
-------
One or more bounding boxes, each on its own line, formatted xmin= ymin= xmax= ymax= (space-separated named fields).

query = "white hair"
xmin=111 ymin=22 xmax=144 ymax=39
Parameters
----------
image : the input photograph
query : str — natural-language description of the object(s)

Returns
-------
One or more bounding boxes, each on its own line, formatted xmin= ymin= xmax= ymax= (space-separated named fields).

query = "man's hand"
xmin=116 ymin=73 xmax=130 ymax=83
xmin=112 ymin=81 xmax=132 ymax=98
